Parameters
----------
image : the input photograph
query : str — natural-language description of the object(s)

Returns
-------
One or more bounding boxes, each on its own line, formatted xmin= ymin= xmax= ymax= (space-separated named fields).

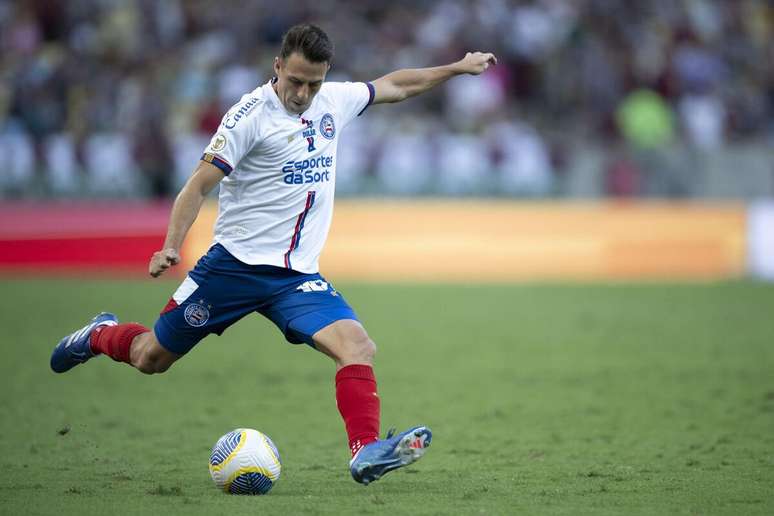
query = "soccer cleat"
xmin=50 ymin=312 xmax=118 ymax=373
xmin=349 ymin=425 xmax=432 ymax=485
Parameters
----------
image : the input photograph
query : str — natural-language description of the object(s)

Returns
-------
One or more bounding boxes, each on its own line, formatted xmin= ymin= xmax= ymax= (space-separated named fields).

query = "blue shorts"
xmin=154 ymin=243 xmax=358 ymax=355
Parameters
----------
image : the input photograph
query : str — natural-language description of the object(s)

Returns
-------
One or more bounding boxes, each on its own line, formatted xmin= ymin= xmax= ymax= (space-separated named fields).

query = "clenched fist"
xmin=149 ymin=248 xmax=181 ymax=278
xmin=456 ymin=52 xmax=497 ymax=75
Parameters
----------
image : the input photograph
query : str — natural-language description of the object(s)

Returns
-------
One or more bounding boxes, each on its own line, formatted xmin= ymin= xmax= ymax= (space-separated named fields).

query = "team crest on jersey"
xmin=320 ymin=113 xmax=335 ymax=139
xmin=184 ymin=303 xmax=210 ymax=327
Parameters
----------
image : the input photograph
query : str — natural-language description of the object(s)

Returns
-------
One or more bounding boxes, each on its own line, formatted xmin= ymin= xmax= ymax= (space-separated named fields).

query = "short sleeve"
xmin=201 ymin=94 xmax=263 ymax=175
xmin=325 ymin=81 xmax=375 ymax=129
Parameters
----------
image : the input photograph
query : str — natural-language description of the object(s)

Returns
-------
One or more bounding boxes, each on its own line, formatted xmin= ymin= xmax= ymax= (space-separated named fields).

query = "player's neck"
xmin=271 ymin=77 xmax=303 ymax=117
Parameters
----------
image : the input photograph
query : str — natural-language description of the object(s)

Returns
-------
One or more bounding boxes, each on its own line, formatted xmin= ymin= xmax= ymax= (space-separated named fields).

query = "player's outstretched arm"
xmin=149 ymin=161 xmax=224 ymax=278
xmin=371 ymin=51 xmax=497 ymax=104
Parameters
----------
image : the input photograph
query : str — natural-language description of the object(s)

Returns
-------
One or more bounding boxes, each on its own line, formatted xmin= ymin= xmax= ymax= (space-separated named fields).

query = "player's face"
xmin=273 ymin=53 xmax=329 ymax=114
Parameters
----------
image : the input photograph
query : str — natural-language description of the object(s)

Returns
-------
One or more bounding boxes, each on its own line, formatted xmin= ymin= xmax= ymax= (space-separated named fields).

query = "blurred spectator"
xmin=374 ymin=115 xmax=434 ymax=195
xmin=616 ymin=90 xmax=675 ymax=151
xmin=436 ymin=132 xmax=490 ymax=195
xmin=487 ymin=119 xmax=553 ymax=196
xmin=0 ymin=0 xmax=770 ymax=199
xmin=678 ymin=92 xmax=726 ymax=149
xmin=605 ymin=151 xmax=642 ymax=198
xmin=130 ymin=73 xmax=174 ymax=198
xmin=617 ymin=89 xmax=685 ymax=197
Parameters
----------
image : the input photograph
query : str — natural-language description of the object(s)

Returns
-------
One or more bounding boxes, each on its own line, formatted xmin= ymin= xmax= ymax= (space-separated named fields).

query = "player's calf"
xmin=51 ymin=314 xmax=178 ymax=375
xmin=129 ymin=332 xmax=179 ymax=374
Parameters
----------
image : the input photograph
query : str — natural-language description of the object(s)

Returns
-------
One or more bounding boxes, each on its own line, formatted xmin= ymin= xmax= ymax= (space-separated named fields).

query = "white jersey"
xmin=201 ymin=78 xmax=374 ymax=273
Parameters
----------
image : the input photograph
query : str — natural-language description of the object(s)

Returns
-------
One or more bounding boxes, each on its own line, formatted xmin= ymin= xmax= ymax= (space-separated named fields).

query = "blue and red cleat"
xmin=350 ymin=425 xmax=432 ymax=485
xmin=50 ymin=312 xmax=118 ymax=373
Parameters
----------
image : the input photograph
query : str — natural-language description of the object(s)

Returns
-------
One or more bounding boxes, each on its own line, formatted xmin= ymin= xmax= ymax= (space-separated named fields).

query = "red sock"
xmin=90 ymin=323 xmax=148 ymax=364
xmin=335 ymin=364 xmax=380 ymax=457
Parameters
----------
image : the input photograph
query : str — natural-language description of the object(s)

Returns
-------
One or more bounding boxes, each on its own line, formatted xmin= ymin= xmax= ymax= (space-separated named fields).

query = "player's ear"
xmin=273 ymin=57 xmax=281 ymax=75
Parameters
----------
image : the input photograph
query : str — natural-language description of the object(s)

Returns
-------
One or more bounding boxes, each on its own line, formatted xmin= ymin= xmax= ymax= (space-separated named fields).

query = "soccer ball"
xmin=209 ymin=428 xmax=282 ymax=495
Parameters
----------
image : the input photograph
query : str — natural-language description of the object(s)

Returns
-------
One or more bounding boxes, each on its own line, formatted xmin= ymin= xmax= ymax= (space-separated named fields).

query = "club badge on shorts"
xmin=184 ymin=303 xmax=210 ymax=327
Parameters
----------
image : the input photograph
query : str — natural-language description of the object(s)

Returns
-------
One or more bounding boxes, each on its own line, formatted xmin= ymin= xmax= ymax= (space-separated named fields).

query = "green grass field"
xmin=1 ymin=278 xmax=773 ymax=515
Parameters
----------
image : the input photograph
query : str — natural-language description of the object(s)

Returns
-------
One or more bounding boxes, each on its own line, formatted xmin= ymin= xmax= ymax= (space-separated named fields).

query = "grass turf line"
xmin=0 ymin=279 xmax=772 ymax=515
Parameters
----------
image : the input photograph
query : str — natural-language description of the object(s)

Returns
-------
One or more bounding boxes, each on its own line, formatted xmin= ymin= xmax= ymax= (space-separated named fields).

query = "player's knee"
xmin=314 ymin=320 xmax=376 ymax=366
xmin=359 ymin=336 xmax=377 ymax=363
xmin=344 ymin=332 xmax=376 ymax=365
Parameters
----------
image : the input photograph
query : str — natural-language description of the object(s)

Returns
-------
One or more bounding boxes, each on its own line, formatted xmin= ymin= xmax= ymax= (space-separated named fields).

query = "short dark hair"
xmin=279 ymin=24 xmax=334 ymax=64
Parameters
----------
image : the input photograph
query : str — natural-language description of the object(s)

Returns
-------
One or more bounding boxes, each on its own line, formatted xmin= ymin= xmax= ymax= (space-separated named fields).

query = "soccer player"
xmin=51 ymin=24 xmax=496 ymax=485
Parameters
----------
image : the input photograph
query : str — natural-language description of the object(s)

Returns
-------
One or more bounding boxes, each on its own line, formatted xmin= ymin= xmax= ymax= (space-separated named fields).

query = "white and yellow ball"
xmin=209 ymin=428 xmax=282 ymax=495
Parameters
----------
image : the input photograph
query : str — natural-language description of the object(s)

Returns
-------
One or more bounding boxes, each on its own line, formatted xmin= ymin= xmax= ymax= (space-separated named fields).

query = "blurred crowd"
xmin=0 ymin=0 xmax=772 ymax=199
